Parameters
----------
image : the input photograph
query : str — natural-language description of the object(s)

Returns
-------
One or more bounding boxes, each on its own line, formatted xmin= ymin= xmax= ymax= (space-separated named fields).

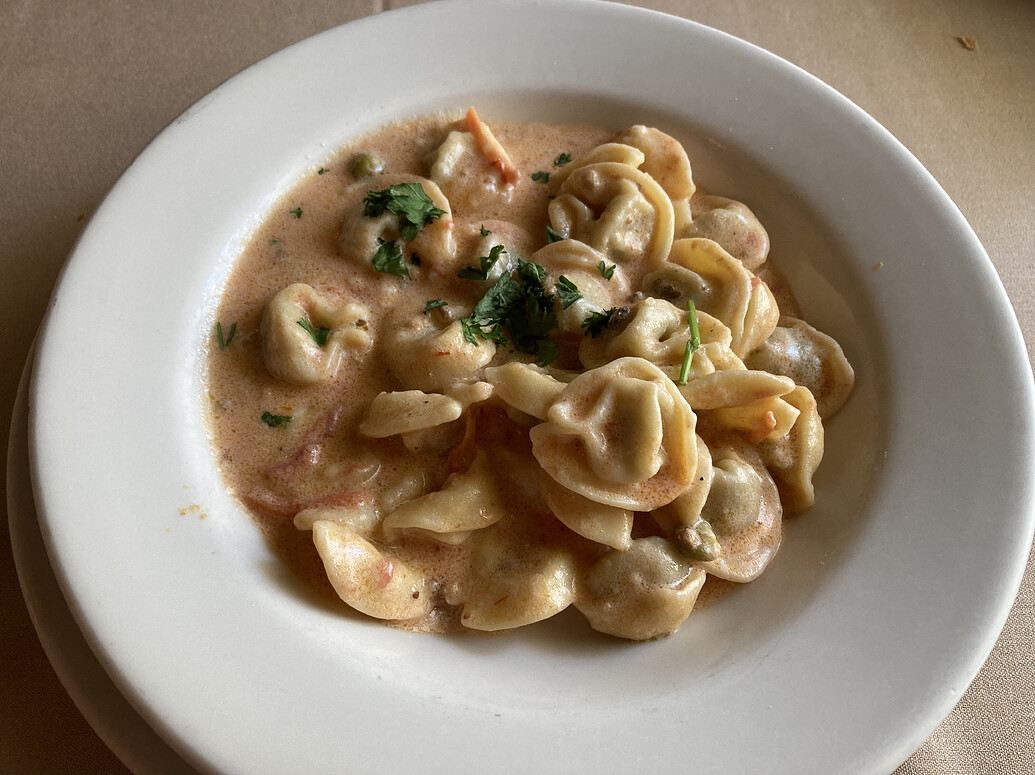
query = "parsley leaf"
xmin=457 ymin=244 xmax=507 ymax=281
xmin=581 ymin=307 xmax=618 ymax=338
xmin=597 ymin=260 xmax=616 ymax=280
xmin=678 ymin=300 xmax=701 ymax=385
xmin=362 ymin=183 xmax=446 ymax=241
xmin=459 ymin=258 xmax=559 ymax=364
xmin=290 ymin=207 xmax=303 ymax=219
xmin=545 ymin=225 xmax=564 ymax=244
xmin=460 ymin=316 xmax=483 ymax=345
xmin=215 ymin=321 xmax=237 ymax=349
xmin=261 ymin=411 xmax=292 ymax=428
xmin=556 ymin=276 xmax=583 ymax=309
xmin=531 ymin=170 xmax=550 ymax=183
xmin=297 ymin=318 xmax=331 ymax=347
xmin=479 ymin=225 xmax=491 ymax=236
xmin=425 ymin=298 xmax=447 ymax=312
xmin=317 ymin=167 xmax=326 ymax=175
xmin=371 ymin=239 xmax=411 ymax=278
xmin=553 ymin=152 xmax=572 ymax=167
xmin=535 ymin=339 xmax=559 ymax=366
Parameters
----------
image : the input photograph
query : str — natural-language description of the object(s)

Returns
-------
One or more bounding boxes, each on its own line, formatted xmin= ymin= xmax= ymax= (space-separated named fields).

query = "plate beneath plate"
xmin=8 ymin=345 xmax=199 ymax=775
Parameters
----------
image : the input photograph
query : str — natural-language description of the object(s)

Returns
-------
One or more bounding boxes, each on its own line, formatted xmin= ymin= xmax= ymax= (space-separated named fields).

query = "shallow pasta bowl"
xmin=28 ymin=1 xmax=1035 ymax=773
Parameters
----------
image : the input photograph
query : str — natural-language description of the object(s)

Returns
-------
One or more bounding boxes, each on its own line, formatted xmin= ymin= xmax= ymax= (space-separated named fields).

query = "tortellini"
xmin=576 ymin=537 xmax=706 ymax=640
xmin=530 ymin=357 xmax=697 ymax=511
xmin=613 ymin=126 xmax=696 ymax=236
xmin=646 ymin=238 xmax=779 ymax=357
xmin=685 ymin=194 xmax=770 ymax=271
xmin=260 ymin=283 xmax=370 ymax=384
xmin=383 ymin=313 xmax=495 ymax=393
xmin=215 ymin=112 xmax=854 ymax=641
xmin=537 ymin=468 xmax=634 ymax=551
xmin=338 ymin=173 xmax=456 ymax=272
xmin=429 ymin=130 xmax=516 ymax=212
xmin=483 ymin=362 xmax=565 ymax=420
xmin=313 ymin=521 xmax=432 ymax=621
xmin=549 ymin=162 xmax=674 ymax=271
xmin=358 ymin=390 xmax=463 ymax=439
xmin=579 ymin=297 xmax=743 ymax=380
xmin=460 ymin=524 xmax=577 ymax=631
xmin=530 ymin=240 xmax=630 ymax=334
xmin=758 ymin=386 xmax=824 ymax=515
xmin=381 ymin=452 xmax=505 ymax=545
xmin=745 ymin=316 xmax=855 ymax=419
xmin=693 ymin=443 xmax=783 ymax=582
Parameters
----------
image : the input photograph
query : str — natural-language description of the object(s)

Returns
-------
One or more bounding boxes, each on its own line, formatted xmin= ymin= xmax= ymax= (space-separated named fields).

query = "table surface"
xmin=2 ymin=1 xmax=1033 ymax=772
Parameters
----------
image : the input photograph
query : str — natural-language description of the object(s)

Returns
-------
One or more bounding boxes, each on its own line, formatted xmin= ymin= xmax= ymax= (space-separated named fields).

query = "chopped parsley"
xmin=290 ymin=207 xmax=303 ymax=219
xmin=457 ymin=244 xmax=506 ymax=281
xmin=261 ymin=411 xmax=292 ymax=428
xmin=545 ymin=225 xmax=564 ymax=244
xmin=460 ymin=258 xmax=559 ymax=365
xmin=297 ymin=318 xmax=331 ymax=347
xmin=317 ymin=167 xmax=326 ymax=175
xmin=215 ymin=321 xmax=237 ymax=349
xmin=678 ymin=300 xmax=701 ymax=385
xmin=479 ymin=225 xmax=491 ymax=237
xmin=425 ymin=298 xmax=447 ymax=312
xmin=556 ymin=276 xmax=582 ymax=309
xmin=553 ymin=152 xmax=572 ymax=167
xmin=269 ymin=238 xmax=280 ymax=245
xmin=531 ymin=170 xmax=550 ymax=183
xmin=362 ymin=182 xmax=445 ymax=241
xmin=371 ymin=239 xmax=411 ymax=278
xmin=597 ymin=260 xmax=616 ymax=280
xmin=581 ymin=307 xmax=618 ymax=338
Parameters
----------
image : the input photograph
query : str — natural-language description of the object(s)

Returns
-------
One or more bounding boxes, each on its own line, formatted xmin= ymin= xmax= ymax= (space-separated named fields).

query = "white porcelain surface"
xmin=28 ymin=2 xmax=1035 ymax=773
xmin=8 ymin=347 xmax=200 ymax=775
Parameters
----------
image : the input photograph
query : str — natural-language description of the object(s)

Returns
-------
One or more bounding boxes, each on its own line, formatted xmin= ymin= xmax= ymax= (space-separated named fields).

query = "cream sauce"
xmin=206 ymin=112 xmax=853 ymax=639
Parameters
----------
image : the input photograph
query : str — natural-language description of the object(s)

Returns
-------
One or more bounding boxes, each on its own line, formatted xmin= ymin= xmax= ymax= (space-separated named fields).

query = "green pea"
xmin=675 ymin=519 xmax=721 ymax=562
xmin=350 ymin=152 xmax=386 ymax=178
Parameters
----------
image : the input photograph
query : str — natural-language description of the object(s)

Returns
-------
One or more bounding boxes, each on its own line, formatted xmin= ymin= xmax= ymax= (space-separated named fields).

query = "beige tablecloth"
xmin=2 ymin=1 xmax=1032 ymax=772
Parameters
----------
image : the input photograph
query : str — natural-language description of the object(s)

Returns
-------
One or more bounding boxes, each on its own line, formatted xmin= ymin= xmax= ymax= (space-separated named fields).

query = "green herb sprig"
xmin=556 ymin=276 xmax=582 ymax=309
xmin=362 ymin=183 xmax=445 ymax=241
xmin=261 ymin=411 xmax=292 ymax=428
xmin=460 ymin=258 xmax=559 ymax=365
xmin=457 ymin=245 xmax=506 ymax=281
xmin=581 ymin=307 xmax=618 ymax=338
xmin=371 ymin=239 xmax=411 ymax=278
xmin=215 ymin=321 xmax=237 ymax=349
xmin=677 ymin=300 xmax=701 ymax=385
xmin=297 ymin=318 xmax=331 ymax=347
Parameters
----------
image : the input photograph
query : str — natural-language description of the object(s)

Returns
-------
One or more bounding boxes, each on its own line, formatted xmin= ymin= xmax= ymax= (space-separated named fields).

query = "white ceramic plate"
xmin=29 ymin=2 xmax=1035 ymax=773
xmin=9 ymin=345 xmax=200 ymax=775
